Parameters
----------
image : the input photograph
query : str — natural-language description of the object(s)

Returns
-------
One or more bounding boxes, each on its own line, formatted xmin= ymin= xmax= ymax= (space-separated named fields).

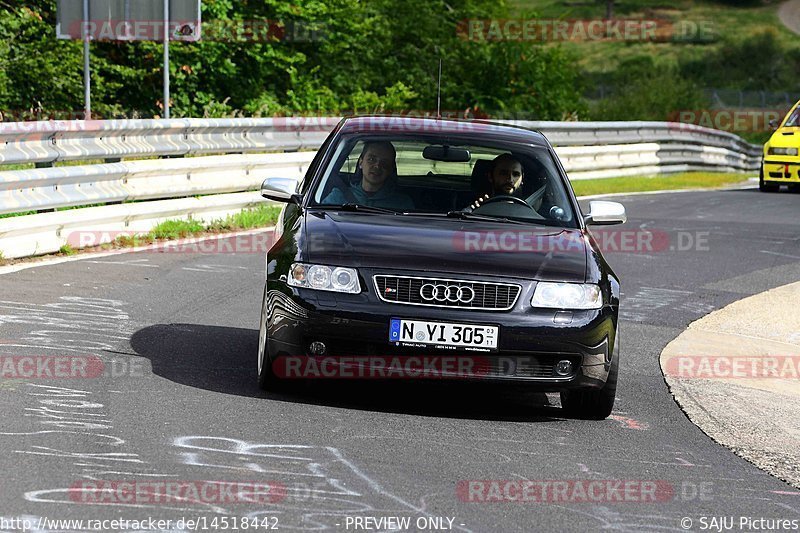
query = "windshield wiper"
xmin=335 ymin=203 xmax=400 ymax=214
xmin=444 ymin=210 xmax=527 ymax=225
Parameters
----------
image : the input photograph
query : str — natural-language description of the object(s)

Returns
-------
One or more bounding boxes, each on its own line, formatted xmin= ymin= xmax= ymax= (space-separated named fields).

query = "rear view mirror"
xmin=423 ymin=145 xmax=471 ymax=162
xmin=584 ymin=201 xmax=626 ymax=226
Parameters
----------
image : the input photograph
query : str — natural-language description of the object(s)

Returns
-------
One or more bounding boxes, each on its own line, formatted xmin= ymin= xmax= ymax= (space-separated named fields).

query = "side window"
xmin=342 ymin=142 xmax=364 ymax=174
xmin=312 ymin=140 xmax=357 ymax=204
xmin=784 ymin=108 xmax=800 ymax=128
xmin=299 ymin=130 xmax=337 ymax=196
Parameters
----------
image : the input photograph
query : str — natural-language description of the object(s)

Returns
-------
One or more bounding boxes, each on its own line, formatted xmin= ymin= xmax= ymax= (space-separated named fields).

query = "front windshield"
xmin=310 ymin=135 xmax=577 ymax=228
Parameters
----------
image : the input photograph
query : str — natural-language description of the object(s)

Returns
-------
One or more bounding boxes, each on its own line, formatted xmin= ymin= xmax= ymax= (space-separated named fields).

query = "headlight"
xmin=767 ymin=147 xmax=799 ymax=156
xmin=531 ymin=282 xmax=602 ymax=310
xmin=287 ymin=263 xmax=361 ymax=293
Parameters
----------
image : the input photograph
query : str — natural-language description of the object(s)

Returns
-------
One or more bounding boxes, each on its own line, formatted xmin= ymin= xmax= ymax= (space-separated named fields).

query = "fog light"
xmin=309 ymin=342 xmax=326 ymax=355
xmin=555 ymin=360 xmax=573 ymax=376
xmin=553 ymin=311 xmax=573 ymax=324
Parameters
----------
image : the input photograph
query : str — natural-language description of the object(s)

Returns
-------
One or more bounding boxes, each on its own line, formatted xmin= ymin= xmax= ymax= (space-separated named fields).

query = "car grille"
xmin=373 ymin=275 xmax=521 ymax=310
xmin=474 ymin=356 xmax=577 ymax=379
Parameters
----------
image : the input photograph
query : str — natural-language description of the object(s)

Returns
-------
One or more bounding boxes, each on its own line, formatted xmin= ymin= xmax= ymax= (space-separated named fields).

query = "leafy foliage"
xmin=590 ymin=56 xmax=706 ymax=121
xmin=0 ymin=0 xmax=586 ymax=120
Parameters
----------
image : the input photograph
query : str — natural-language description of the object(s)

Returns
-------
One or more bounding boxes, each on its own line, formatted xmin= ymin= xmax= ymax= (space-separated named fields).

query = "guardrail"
xmin=0 ymin=118 xmax=761 ymax=260
xmin=0 ymin=118 xmax=332 ymax=166
xmin=0 ymin=152 xmax=314 ymax=215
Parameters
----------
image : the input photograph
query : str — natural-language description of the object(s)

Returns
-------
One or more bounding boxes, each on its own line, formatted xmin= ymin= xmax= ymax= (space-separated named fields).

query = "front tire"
xmin=257 ymin=285 xmax=284 ymax=391
xmin=560 ymin=353 xmax=618 ymax=420
xmin=759 ymin=167 xmax=779 ymax=192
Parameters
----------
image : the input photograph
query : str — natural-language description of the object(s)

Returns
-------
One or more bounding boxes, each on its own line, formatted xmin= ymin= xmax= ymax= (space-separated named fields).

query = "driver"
xmin=470 ymin=153 xmax=524 ymax=209
xmin=488 ymin=153 xmax=524 ymax=195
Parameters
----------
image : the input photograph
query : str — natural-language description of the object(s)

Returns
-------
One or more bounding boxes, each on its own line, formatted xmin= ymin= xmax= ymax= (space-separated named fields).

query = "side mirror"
xmin=584 ymin=200 xmax=626 ymax=226
xmin=261 ymin=178 xmax=301 ymax=204
xmin=769 ymin=119 xmax=779 ymax=130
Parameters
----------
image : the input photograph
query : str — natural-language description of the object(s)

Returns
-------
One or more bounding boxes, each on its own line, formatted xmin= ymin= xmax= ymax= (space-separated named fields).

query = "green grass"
xmin=1 ymin=204 xmax=284 ymax=262
xmin=102 ymin=204 xmax=282 ymax=250
xmin=571 ymin=171 xmax=751 ymax=196
xmin=207 ymin=204 xmax=283 ymax=231
xmin=149 ymin=218 xmax=206 ymax=239
xmin=506 ymin=0 xmax=791 ymax=73
xmin=0 ymin=211 xmax=37 ymax=219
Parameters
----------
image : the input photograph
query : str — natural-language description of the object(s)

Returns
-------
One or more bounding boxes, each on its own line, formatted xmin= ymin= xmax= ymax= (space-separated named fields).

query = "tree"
xmin=601 ymin=0 xmax=614 ymax=19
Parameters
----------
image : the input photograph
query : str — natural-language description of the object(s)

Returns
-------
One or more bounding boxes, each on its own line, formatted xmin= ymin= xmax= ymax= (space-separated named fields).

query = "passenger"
xmin=322 ymin=141 xmax=414 ymax=210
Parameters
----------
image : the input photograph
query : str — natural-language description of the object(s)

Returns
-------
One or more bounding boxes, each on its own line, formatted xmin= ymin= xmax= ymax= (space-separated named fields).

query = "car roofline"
xmin=336 ymin=115 xmax=549 ymax=145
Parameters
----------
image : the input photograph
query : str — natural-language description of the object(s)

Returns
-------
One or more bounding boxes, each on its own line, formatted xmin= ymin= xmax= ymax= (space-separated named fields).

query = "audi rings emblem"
xmin=420 ymin=283 xmax=475 ymax=304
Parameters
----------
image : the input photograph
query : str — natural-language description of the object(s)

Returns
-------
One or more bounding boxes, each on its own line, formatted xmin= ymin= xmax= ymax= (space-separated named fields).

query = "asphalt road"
xmin=1 ymin=187 xmax=799 ymax=533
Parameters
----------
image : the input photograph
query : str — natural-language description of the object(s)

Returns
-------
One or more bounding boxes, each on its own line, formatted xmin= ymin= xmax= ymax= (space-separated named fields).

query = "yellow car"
xmin=761 ymin=102 xmax=800 ymax=193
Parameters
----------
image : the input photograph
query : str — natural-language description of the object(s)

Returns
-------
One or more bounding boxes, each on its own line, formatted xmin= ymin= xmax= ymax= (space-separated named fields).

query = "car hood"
xmin=766 ymin=125 xmax=800 ymax=152
xmin=303 ymin=212 xmax=588 ymax=282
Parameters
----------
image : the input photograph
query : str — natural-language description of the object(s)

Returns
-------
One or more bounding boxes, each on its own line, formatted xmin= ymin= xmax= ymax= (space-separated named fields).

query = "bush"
xmin=680 ymin=30 xmax=800 ymax=92
xmin=589 ymin=56 xmax=706 ymax=121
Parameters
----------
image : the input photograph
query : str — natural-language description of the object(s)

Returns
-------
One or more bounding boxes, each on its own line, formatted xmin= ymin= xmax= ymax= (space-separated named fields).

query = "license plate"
xmin=389 ymin=318 xmax=498 ymax=351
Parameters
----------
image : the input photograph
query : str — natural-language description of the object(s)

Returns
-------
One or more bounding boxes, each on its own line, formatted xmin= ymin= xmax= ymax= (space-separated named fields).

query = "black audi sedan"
xmin=258 ymin=116 xmax=626 ymax=419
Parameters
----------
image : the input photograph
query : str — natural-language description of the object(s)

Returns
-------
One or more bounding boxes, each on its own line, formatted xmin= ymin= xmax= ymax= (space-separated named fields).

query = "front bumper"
xmin=762 ymin=159 xmax=800 ymax=183
xmin=265 ymin=277 xmax=619 ymax=391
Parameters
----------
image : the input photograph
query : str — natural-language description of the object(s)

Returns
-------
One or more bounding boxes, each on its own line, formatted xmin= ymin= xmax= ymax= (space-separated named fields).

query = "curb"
xmin=660 ymin=281 xmax=800 ymax=489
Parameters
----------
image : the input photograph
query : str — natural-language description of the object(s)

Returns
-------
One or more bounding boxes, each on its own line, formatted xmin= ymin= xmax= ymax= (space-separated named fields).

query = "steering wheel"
xmin=479 ymin=195 xmax=531 ymax=208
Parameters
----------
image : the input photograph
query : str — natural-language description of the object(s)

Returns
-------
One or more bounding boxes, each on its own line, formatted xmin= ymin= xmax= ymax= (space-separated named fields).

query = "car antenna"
xmin=436 ymin=58 xmax=442 ymax=119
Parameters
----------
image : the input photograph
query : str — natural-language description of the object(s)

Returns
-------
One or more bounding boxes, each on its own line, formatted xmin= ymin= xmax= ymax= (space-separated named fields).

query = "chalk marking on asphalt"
xmin=182 ymin=264 xmax=250 ymax=273
xmin=609 ymin=414 xmax=650 ymax=431
xmin=17 ymin=385 xmax=205 ymax=512
xmin=0 ymin=297 xmax=133 ymax=354
xmin=171 ymin=436 xmax=470 ymax=530
xmin=328 ymin=446 xmax=473 ymax=533
xmin=510 ymin=473 xmax=677 ymax=532
xmin=0 ymin=300 xmax=128 ymax=319
xmin=761 ymin=250 xmax=800 ymax=260
xmin=84 ymin=259 xmax=159 ymax=268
